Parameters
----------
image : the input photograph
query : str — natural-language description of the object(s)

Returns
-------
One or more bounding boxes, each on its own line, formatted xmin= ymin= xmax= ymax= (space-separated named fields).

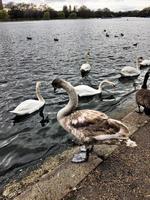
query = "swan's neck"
xmin=142 ymin=73 xmax=149 ymax=89
xmin=98 ymin=80 xmax=109 ymax=92
xmin=85 ymin=54 xmax=89 ymax=63
xmin=136 ymin=60 xmax=140 ymax=70
xmin=36 ymin=84 xmax=45 ymax=102
xmin=57 ymin=81 xmax=78 ymax=121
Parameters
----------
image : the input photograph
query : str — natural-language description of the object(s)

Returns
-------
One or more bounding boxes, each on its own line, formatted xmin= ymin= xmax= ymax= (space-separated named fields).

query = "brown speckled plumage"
xmin=52 ymin=79 xmax=137 ymax=149
xmin=52 ymin=79 xmax=131 ymax=143
xmin=60 ymin=109 xmax=125 ymax=144
xmin=136 ymin=71 xmax=150 ymax=113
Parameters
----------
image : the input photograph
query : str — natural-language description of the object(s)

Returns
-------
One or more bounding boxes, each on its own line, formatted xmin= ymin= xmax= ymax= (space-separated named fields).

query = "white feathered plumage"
xmin=80 ymin=50 xmax=91 ymax=77
xmin=120 ymin=58 xmax=141 ymax=77
xmin=10 ymin=81 xmax=45 ymax=115
xmin=74 ymin=80 xmax=115 ymax=97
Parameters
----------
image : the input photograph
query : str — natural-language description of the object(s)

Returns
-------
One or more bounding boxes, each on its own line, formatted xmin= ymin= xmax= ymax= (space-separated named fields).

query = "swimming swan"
xmin=120 ymin=58 xmax=141 ymax=77
xmin=10 ymin=81 xmax=45 ymax=116
xmin=74 ymin=80 xmax=115 ymax=97
xmin=139 ymin=57 xmax=150 ymax=68
xmin=52 ymin=79 xmax=137 ymax=163
xmin=80 ymin=50 xmax=91 ymax=77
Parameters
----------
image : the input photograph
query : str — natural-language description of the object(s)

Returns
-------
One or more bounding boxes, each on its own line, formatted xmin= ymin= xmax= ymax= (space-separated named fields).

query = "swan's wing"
xmin=121 ymin=66 xmax=140 ymax=76
xmin=75 ymin=85 xmax=99 ymax=96
xmin=64 ymin=110 xmax=120 ymax=141
xmin=141 ymin=60 xmax=150 ymax=65
xmin=80 ymin=63 xmax=91 ymax=71
xmin=11 ymin=99 xmax=44 ymax=114
xmin=121 ymin=66 xmax=137 ymax=73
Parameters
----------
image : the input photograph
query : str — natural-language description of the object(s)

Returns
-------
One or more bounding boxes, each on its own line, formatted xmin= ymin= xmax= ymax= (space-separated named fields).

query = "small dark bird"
xmin=104 ymin=29 xmax=106 ymax=32
xmin=123 ymin=46 xmax=131 ymax=50
xmin=133 ymin=43 xmax=138 ymax=47
xmin=114 ymin=35 xmax=119 ymax=38
xmin=136 ymin=70 xmax=150 ymax=115
xmin=106 ymin=33 xmax=109 ymax=37
xmin=54 ymin=38 xmax=59 ymax=42
xmin=120 ymin=33 xmax=124 ymax=37
xmin=27 ymin=37 xmax=32 ymax=40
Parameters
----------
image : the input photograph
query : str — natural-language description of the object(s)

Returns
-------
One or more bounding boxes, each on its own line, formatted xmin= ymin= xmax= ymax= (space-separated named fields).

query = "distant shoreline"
xmin=0 ymin=16 xmax=150 ymax=23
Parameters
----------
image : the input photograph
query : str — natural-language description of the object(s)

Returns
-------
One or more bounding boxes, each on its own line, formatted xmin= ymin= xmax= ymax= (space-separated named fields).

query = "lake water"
xmin=0 ymin=18 xmax=150 ymax=186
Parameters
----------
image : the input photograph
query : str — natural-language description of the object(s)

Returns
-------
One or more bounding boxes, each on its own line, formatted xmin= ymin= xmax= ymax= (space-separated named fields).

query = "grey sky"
xmin=3 ymin=0 xmax=150 ymax=11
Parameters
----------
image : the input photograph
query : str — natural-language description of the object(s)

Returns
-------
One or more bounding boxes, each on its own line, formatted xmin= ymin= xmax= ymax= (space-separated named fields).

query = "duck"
xmin=105 ymin=33 xmax=110 ymax=37
xmin=139 ymin=57 xmax=150 ymax=68
xmin=54 ymin=38 xmax=59 ymax=42
xmin=27 ymin=37 xmax=32 ymax=40
xmin=120 ymin=33 xmax=124 ymax=37
xmin=80 ymin=50 xmax=91 ymax=77
xmin=133 ymin=43 xmax=138 ymax=47
xmin=52 ymin=78 xmax=137 ymax=163
xmin=123 ymin=46 xmax=131 ymax=50
xmin=74 ymin=80 xmax=115 ymax=97
xmin=120 ymin=58 xmax=141 ymax=78
xmin=10 ymin=81 xmax=45 ymax=116
xmin=135 ymin=70 xmax=150 ymax=115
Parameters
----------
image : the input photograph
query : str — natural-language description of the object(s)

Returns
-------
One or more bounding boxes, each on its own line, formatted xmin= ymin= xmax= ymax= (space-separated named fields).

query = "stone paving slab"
xmin=14 ymin=154 xmax=102 ymax=200
xmin=2 ymin=111 xmax=150 ymax=200
xmin=64 ymin=121 xmax=150 ymax=200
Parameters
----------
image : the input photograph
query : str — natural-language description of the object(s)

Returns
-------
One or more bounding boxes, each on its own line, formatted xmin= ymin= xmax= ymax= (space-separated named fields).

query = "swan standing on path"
xmin=10 ymin=81 xmax=45 ymax=116
xmin=80 ymin=50 xmax=91 ymax=77
xmin=120 ymin=58 xmax=142 ymax=78
xmin=74 ymin=80 xmax=115 ymax=97
xmin=52 ymin=78 xmax=137 ymax=163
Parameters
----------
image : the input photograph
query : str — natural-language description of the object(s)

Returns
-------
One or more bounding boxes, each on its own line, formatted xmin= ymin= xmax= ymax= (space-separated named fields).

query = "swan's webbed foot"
xmin=71 ymin=145 xmax=93 ymax=163
xmin=135 ymin=106 xmax=143 ymax=114
xmin=135 ymin=110 xmax=142 ymax=114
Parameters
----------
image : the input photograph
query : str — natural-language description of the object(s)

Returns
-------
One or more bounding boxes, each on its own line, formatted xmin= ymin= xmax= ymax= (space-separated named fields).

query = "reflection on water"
xmin=0 ymin=18 xmax=150 ymax=186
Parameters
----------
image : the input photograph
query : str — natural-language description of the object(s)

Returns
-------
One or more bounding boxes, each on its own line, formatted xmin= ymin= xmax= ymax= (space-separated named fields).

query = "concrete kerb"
xmin=2 ymin=111 xmax=150 ymax=200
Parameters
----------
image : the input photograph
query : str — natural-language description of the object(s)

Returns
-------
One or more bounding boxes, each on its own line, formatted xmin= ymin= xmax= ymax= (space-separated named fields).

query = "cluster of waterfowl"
xmin=10 ymin=52 xmax=150 ymax=163
xmin=26 ymin=36 xmax=59 ymax=42
xmin=104 ymin=29 xmax=124 ymax=38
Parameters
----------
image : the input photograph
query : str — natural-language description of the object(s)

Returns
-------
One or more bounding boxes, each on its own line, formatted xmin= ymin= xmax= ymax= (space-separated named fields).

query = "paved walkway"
xmin=64 ymin=122 xmax=150 ymax=200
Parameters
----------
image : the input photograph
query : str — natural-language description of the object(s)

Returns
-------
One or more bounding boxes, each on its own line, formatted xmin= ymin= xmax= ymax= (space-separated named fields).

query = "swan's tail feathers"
xmin=144 ymin=107 xmax=150 ymax=116
xmin=10 ymin=110 xmax=16 ymax=113
xmin=10 ymin=110 xmax=19 ymax=115
xmin=125 ymin=138 xmax=137 ymax=147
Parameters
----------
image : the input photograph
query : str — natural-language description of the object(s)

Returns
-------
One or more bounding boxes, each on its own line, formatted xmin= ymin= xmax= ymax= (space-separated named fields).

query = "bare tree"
xmin=0 ymin=0 xmax=3 ymax=9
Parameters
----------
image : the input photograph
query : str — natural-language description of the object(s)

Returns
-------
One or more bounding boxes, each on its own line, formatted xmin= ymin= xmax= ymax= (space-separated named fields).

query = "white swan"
xmin=52 ymin=78 xmax=137 ymax=163
xmin=74 ymin=80 xmax=115 ymax=97
xmin=10 ymin=81 xmax=45 ymax=116
xmin=139 ymin=57 xmax=150 ymax=68
xmin=120 ymin=58 xmax=141 ymax=77
xmin=80 ymin=50 xmax=91 ymax=77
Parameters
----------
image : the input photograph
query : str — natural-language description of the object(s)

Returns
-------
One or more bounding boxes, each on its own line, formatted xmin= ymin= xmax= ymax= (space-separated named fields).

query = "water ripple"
xmin=0 ymin=18 xmax=150 ymax=184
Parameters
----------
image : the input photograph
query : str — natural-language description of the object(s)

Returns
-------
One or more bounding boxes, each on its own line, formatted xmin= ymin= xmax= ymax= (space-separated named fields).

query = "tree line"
xmin=0 ymin=3 xmax=150 ymax=21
